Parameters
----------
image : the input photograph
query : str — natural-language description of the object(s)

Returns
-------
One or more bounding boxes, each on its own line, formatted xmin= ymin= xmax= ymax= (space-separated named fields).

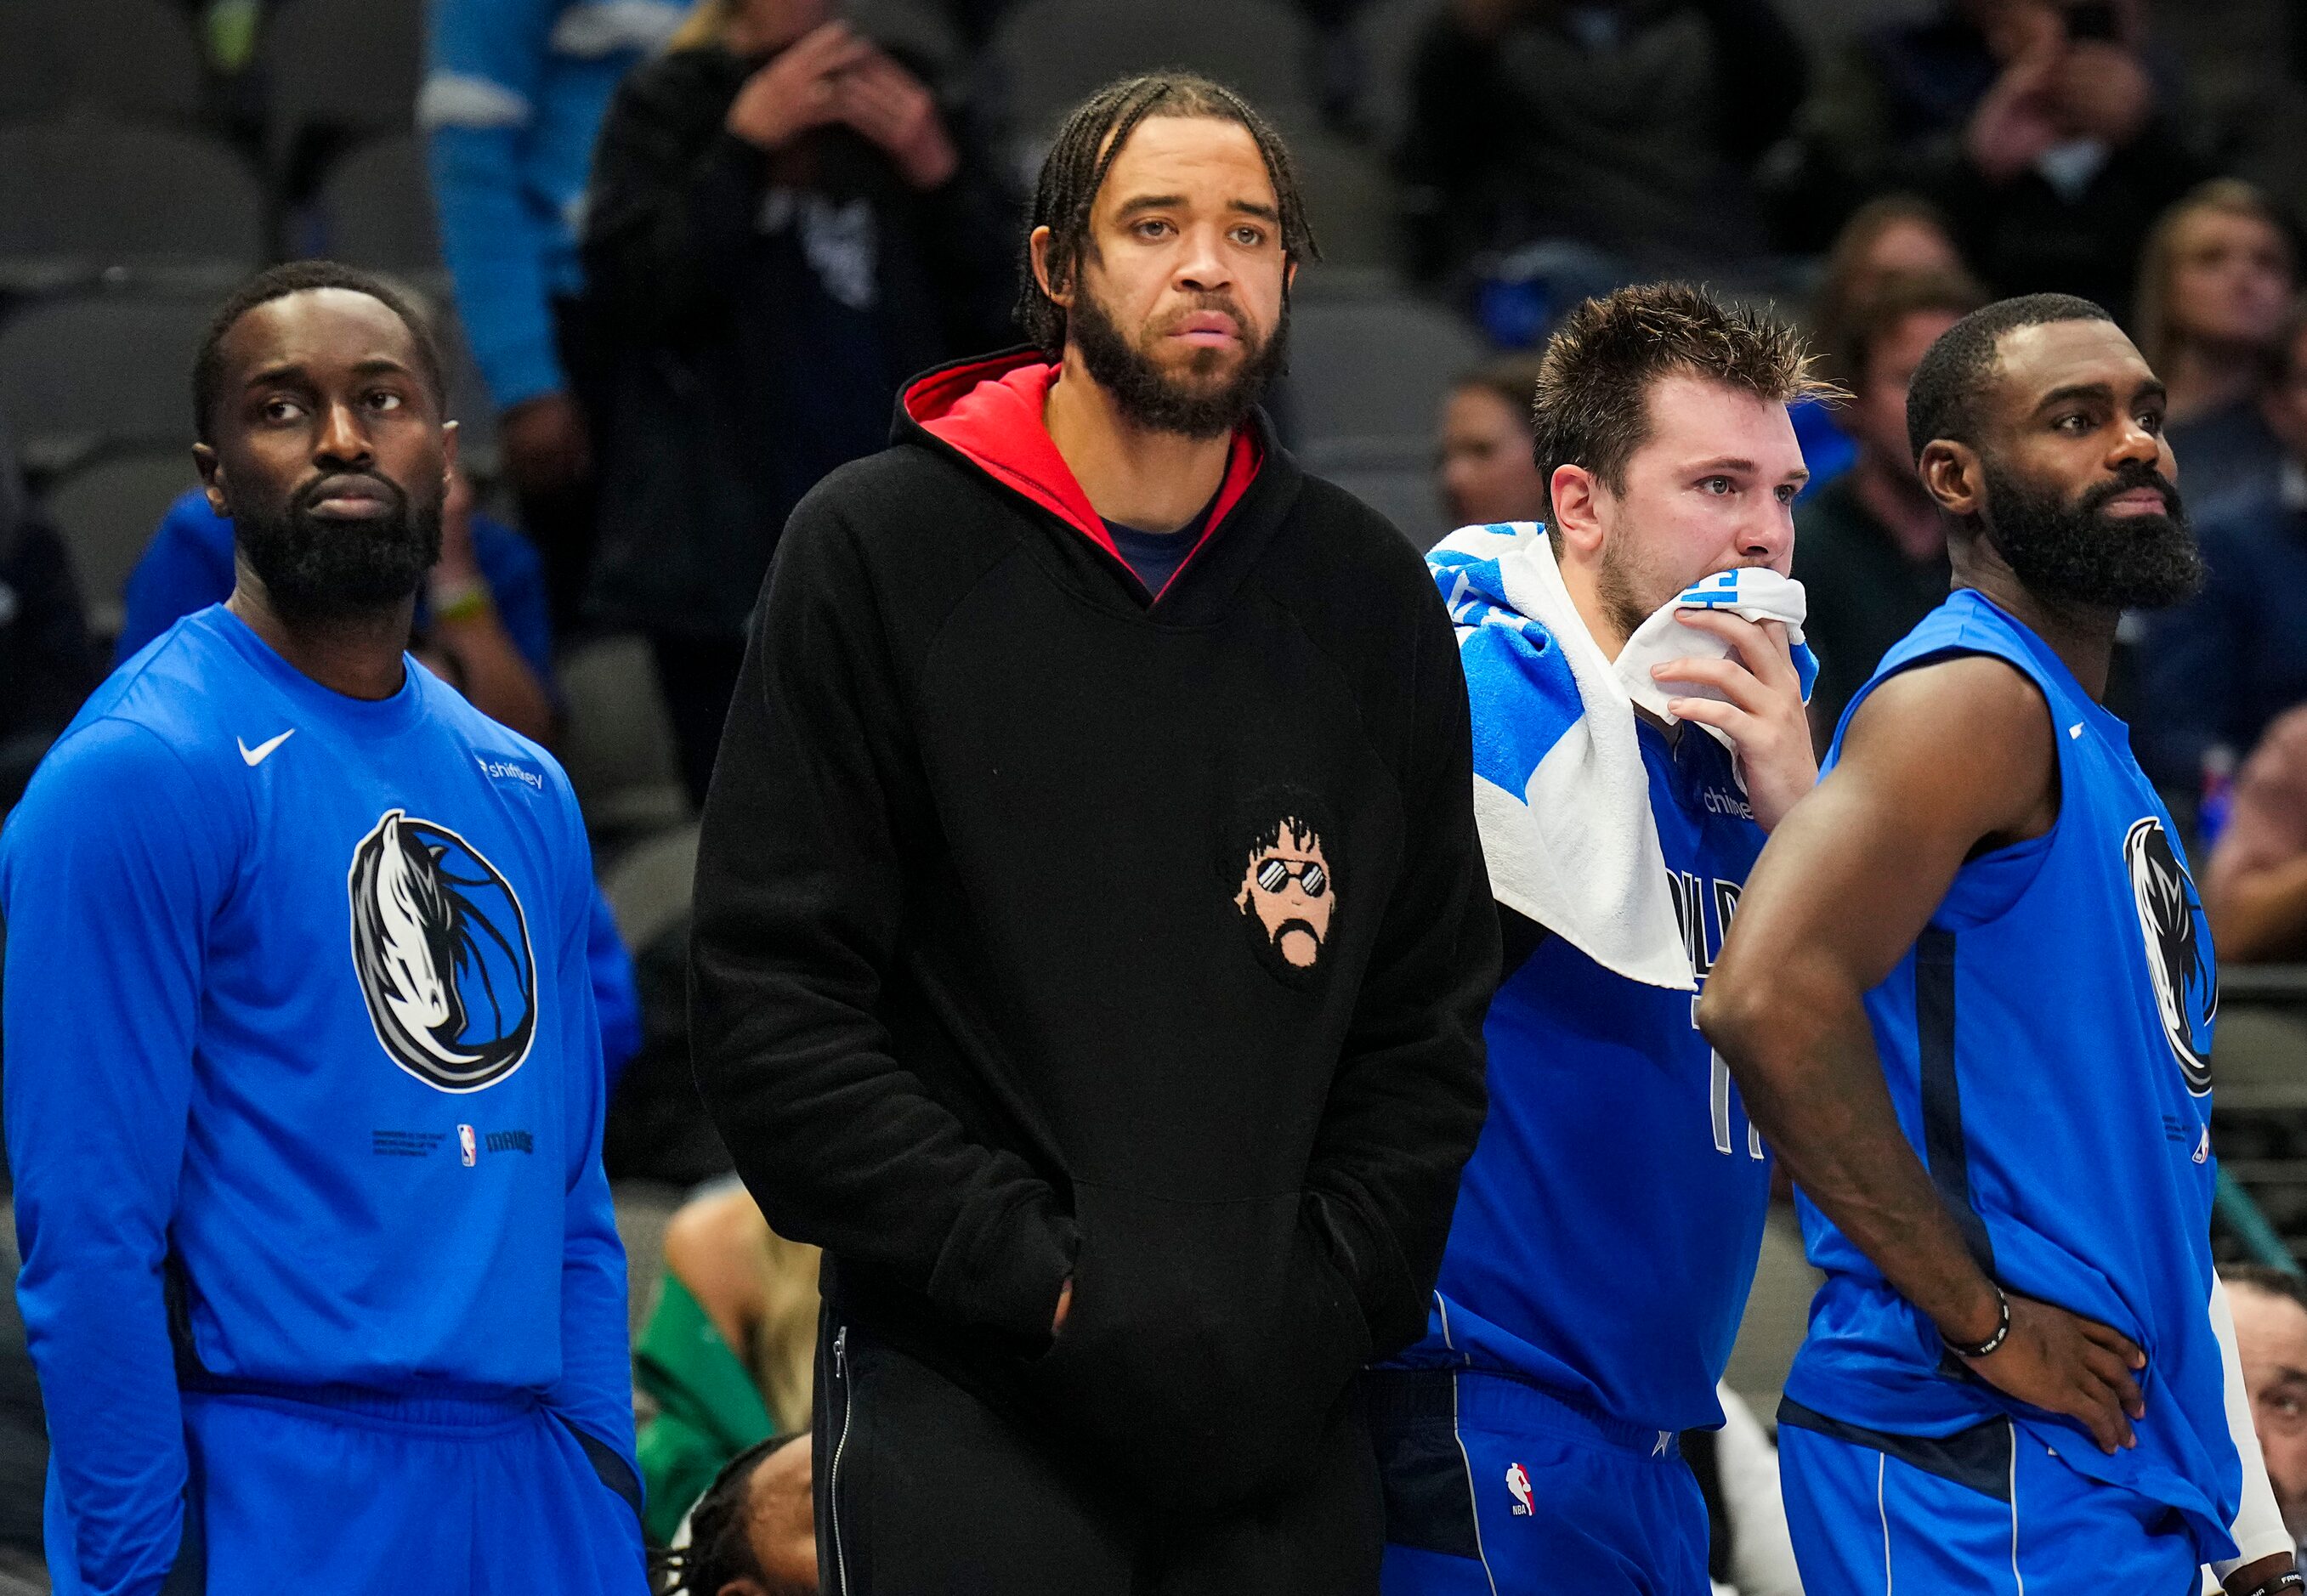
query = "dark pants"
xmin=812 ymin=1307 xmax=1384 ymax=1596
xmin=648 ymin=633 xmax=746 ymax=810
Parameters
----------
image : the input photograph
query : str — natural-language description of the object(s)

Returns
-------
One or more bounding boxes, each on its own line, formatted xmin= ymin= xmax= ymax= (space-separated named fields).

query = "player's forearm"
xmin=1701 ymin=978 xmax=2002 ymax=1343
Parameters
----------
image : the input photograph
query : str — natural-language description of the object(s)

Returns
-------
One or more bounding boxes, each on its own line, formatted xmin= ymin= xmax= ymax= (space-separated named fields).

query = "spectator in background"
xmin=2138 ymin=181 xmax=2297 ymax=524
xmin=1791 ymin=0 xmax=2202 ymax=314
xmin=2140 ymin=305 xmax=2307 ymax=790
xmin=1436 ymin=355 xmax=1549 ymax=529
xmin=0 ymin=425 xmax=99 ymax=814
xmin=634 ymin=1181 xmax=819 ymax=1545
xmin=582 ymin=0 xmax=1013 ymax=804
xmin=660 ymin=1433 xmax=816 ymax=1596
xmin=1796 ymin=270 xmax=1987 ymax=740
xmin=2219 ymin=1267 xmax=2307 ymax=1558
xmin=1685 ymin=1383 xmax=1806 ymax=1596
xmin=1799 ymin=195 xmax=1972 ymax=490
xmin=1398 ymin=0 xmax=1807 ymax=286
xmin=2202 ymin=702 xmax=2307 ymax=963
xmin=422 ymin=0 xmax=689 ymax=628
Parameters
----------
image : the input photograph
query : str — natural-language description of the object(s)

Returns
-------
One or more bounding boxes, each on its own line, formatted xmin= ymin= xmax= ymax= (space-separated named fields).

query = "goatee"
xmin=1980 ymin=460 xmax=2204 ymax=612
xmin=235 ymin=473 xmax=443 ymax=626
xmin=1068 ymin=283 xmax=1288 ymax=439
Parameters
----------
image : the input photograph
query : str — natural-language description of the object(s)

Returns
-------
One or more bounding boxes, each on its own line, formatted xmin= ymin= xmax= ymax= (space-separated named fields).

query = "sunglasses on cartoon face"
xmin=1254 ymin=857 xmax=1328 ymax=897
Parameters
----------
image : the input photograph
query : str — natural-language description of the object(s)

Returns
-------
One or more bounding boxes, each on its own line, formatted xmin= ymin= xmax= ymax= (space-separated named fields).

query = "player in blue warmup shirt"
xmin=1373 ymin=285 xmax=1826 ymax=1594
xmin=0 ymin=262 xmax=645 ymax=1596
xmin=1702 ymin=296 xmax=2296 ymax=1596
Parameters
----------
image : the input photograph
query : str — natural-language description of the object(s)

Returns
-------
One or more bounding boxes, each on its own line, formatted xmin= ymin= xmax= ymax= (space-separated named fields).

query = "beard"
xmin=1979 ymin=458 xmax=2204 ymax=611
xmin=1068 ymin=277 xmax=1289 ymax=439
xmin=235 ymin=472 xmax=443 ymax=625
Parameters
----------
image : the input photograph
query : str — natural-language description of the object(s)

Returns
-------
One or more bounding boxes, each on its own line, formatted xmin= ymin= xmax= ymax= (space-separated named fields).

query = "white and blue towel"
xmin=1430 ymin=523 xmax=1817 ymax=992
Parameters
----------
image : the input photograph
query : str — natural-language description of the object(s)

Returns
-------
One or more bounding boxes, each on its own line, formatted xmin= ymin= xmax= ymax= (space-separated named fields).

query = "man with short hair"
xmin=0 ymin=260 xmax=643 ymax=1595
xmin=1701 ymin=295 xmax=2293 ymax=1593
xmin=2225 ymin=1267 xmax=2307 ymax=1562
xmin=689 ymin=73 xmax=1497 ymax=1595
xmin=1373 ymin=282 xmax=1824 ymax=1595
xmin=1796 ymin=269 xmax=1986 ymax=739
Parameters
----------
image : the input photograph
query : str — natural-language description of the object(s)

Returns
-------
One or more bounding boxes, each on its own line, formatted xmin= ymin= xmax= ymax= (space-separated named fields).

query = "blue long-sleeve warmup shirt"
xmin=0 ymin=605 xmax=633 ymax=1596
xmin=111 ymin=490 xmax=643 ymax=1086
xmin=421 ymin=0 xmax=685 ymax=409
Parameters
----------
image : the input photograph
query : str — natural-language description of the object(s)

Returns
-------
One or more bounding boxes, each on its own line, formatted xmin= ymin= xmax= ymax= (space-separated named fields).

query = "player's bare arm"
xmin=1652 ymin=607 xmax=1817 ymax=831
xmin=1700 ymin=650 xmax=2151 ymax=1455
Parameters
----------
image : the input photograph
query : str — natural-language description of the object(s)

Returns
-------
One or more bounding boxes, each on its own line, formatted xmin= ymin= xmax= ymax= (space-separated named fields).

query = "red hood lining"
xmin=904 ymin=352 xmax=1263 ymax=598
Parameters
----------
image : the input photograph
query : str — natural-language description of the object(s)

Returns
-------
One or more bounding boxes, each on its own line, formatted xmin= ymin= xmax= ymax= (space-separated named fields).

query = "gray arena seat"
xmin=602 ymin=822 xmax=701 ymax=959
xmin=259 ymin=0 xmax=423 ymax=163
xmin=0 ymin=293 xmax=215 ymax=473
xmin=313 ymin=133 xmax=441 ymax=273
xmin=43 ymin=448 xmax=202 ymax=638
xmin=1284 ymin=291 xmax=1486 ymax=451
xmin=987 ymin=0 xmax=1321 ymax=150
xmin=1346 ymin=0 xmax=1440 ymax=150
xmin=0 ymin=0 xmax=210 ymax=122
xmin=1291 ymin=132 xmax=1403 ymax=274
xmin=556 ymin=635 xmax=692 ymax=844
xmin=1317 ymin=456 xmax=1445 ymax=551
xmin=0 ymin=115 xmax=268 ymax=291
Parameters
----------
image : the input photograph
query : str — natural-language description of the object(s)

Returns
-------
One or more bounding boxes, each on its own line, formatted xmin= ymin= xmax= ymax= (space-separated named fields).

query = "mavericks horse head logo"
xmin=2124 ymin=816 xmax=2216 ymax=1095
xmin=348 ymin=809 xmax=536 ymax=1093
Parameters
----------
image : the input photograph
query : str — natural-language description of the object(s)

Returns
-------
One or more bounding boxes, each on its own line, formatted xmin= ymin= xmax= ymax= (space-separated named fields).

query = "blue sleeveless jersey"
xmin=1784 ymin=588 xmax=2239 ymax=1559
xmin=0 ymin=605 xmax=633 ymax=1593
xmin=1389 ymin=716 xmax=1773 ymax=1435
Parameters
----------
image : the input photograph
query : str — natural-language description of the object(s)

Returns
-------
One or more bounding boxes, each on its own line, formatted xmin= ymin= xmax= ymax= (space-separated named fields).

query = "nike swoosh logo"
xmin=237 ymin=729 xmax=295 ymax=767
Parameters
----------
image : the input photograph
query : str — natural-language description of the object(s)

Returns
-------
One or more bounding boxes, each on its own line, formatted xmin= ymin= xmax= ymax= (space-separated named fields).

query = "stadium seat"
xmin=1290 ymin=132 xmax=1403 ymax=274
xmin=311 ymin=133 xmax=440 ymax=274
xmin=0 ymin=115 xmax=268 ymax=291
xmin=0 ymin=293 xmax=215 ymax=475
xmin=1283 ymin=291 xmax=1486 ymax=451
xmin=1346 ymin=0 xmax=1439 ymax=151
xmin=556 ymin=634 xmax=692 ymax=844
xmin=1722 ymin=1204 xmax=1822 ymax=1421
xmin=258 ymin=0 xmax=422 ymax=167
xmin=1312 ymin=456 xmax=1445 ymax=550
xmin=602 ymin=822 xmax=701 ymax=960
xmin=42 ymin=448 xmax=202 ymax=639
xmin=0 ymin=0 xmax=209 ymax=123
xmin=986 ymin=0 xmax=1321 ymax=150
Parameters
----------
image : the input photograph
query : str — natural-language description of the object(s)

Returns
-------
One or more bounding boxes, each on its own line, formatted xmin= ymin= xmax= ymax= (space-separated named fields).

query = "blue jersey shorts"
xmin=1371 ymin=1369 xmax=1710 ymax=1595
xmin=1777 ymin=1400 xmax=2202 ymax=1596
xmin=44 ymin=1384 xmax=649 ymax=1595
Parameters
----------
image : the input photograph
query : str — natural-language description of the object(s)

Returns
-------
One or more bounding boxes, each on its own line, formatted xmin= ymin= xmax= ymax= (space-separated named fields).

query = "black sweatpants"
xmin=812 ymin=1310 xmax=1383 ymax=1595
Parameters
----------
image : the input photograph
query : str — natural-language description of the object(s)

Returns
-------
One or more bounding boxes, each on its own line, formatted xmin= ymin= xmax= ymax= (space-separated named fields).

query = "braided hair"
xmin=655 ymin=1435 xmax=798 ymax=1594
xmin=1016 ymin=72 xmax=1319 ymax=356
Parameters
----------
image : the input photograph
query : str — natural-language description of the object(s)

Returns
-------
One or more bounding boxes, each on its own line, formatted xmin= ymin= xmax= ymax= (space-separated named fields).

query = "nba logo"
xmin=1505 ymin=1462 xmax=1533 ymax=1516
xmin=457 ymin=1124 xmax=477 ymax=1167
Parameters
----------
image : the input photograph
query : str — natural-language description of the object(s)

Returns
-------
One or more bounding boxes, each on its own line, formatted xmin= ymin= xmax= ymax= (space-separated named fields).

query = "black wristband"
xmin=2234 ymin=1572 xmax=2303 ymax=1596
xmin=1944 ymin=1283 xmax=2012 ymax=1360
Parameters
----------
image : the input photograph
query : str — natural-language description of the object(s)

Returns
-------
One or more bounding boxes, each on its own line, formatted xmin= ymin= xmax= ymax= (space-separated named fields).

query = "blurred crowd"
xmin=10 ymin=0 xmax=2307 ymax=1585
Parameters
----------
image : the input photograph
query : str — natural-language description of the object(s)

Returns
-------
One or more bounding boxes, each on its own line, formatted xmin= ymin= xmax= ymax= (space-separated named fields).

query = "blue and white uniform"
xmin=1777 ymin=589 xmax=2286 ymax=1593
xmin=1376 ymin=535 xmax=1778 ymax=1596
xmin=0 ymin=605 xmax=644 ymax=1596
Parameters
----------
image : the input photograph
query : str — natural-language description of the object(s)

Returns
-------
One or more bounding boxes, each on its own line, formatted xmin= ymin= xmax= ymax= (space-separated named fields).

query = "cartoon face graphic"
xmin=1229 ymin=790 xmax=1339 ymax=988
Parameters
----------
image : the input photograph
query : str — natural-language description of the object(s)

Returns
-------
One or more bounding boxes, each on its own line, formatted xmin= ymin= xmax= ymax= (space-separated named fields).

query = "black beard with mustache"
xmin=1068 ymin=280 xmax=1290 ymax=439
xmin=1978 ymin=458 xmax=2205 ymax=612
xmin=235 ymin=472 xmax=444 ymax=626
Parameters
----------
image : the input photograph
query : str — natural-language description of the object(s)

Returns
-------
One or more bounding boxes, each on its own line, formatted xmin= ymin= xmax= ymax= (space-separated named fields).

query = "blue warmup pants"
xmin=44 ymin=1384 xmax=649 ymax=1595
xmin=1370 ymin=1369 xmax=1710 ymax=1596
xmin=1777 ymin=1400 xmax=2202 ymax=1596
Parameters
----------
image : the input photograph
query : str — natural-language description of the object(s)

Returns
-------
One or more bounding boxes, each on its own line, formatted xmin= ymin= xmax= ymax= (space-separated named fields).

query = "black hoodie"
xmin=689 ymin=350 xmax=1498 ymax=1510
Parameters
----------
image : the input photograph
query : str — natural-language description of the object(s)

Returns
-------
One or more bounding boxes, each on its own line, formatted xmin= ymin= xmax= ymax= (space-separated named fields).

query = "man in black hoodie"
xmin=689 ymin=72 xmax=1498 ymax=1596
